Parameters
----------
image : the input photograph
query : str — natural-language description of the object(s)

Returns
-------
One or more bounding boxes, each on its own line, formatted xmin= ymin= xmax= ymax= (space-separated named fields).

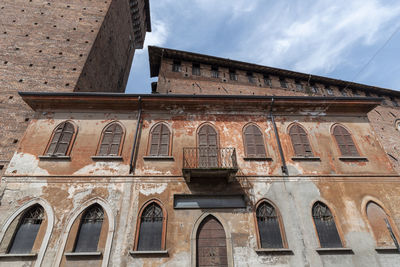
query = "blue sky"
xmin=126 ymin=0 xmax=400 ymax=94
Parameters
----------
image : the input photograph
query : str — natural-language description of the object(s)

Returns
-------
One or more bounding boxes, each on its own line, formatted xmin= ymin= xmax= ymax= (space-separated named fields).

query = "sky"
xmin=126 ymin=0 xmax=400 ymax=94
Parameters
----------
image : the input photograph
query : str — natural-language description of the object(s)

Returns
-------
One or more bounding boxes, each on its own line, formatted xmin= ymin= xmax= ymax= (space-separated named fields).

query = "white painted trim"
xmin=0 ymin=198 xmax=54 ymax=267
xmin=53 ymin=198 xmax=115 ymax=267
xmin=190 ymin=213 xmax=234 ymax=267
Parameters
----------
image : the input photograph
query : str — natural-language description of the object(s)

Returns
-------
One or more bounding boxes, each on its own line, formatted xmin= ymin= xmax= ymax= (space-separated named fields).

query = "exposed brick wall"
xmin=0 ymin=0 xmax=149 ymax=175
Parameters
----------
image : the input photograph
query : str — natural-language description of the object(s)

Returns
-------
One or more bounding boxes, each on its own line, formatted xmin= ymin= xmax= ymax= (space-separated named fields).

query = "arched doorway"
xmin=196 ymin=215 xmax=227 ymax=267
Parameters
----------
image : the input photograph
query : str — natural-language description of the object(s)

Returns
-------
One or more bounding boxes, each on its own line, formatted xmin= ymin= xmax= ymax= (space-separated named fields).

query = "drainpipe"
xmin=129 ymin=96 xmax=142 ymax=174
xmin=269 ymin=98 xmax=289 ymax=176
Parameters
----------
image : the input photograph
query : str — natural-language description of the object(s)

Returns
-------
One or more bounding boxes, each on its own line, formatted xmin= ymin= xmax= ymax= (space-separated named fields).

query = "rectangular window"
xmin=351 ymin=89 xmax=359 ymax=96
xmin=390 ymin=97 xmax=398 ymax=107
xmin=192 ymin=63 xmax=200 ymax=76
xmin=279 ymin=78 xmax=287 ymax=88
xmin=247 ymin=72 xmax=255 ymax=83
xmin=325 ymin=86 xmax=333 ymax=95
xmin=263 ymin=75 xmax=272 ymax=86
xmin=229 ymin=70 xmax=237 ymax=81
xmin=339 ymin=88 xmax=348 ymax=96
xmin=295 ymin=81 xmax=303 ymax=91
xmin=310 ymin=83 xmax=318 ymax=94
xmin=172 ymin=60 xmax=181 ymax=72
xmin=211 ymin=66 xmax=219 ymax=78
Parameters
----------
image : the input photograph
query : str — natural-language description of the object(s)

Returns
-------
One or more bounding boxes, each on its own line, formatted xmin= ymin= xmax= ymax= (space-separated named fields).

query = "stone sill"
xmin=316 ymin=247 xmax=353 ymax=255
xmin=143 ymin=156 xmax=174 ymax=161
xmin=39 ymin=155 xmax=71 ymax=161
xmin=291 ymin=157 xmax=321 ymax=161
xmin=129 ymin=250 xmax=169 ymax=257
xmin=243 ymin=157 xmax=273 ymax=161
xmin=375 ymin=247 xmax=400 ymax=253
xmin=338 ymin=156 xmax=368 ymax=161
xmin=91 ymin=156 xmax=123 ymax=161
xmin=65 ymin=251 xmax=102 ymax=257
xmin=255 ymin=248 xmax=293 ymax=255
xmin=0 ymin=253 xmax=37 ymax=258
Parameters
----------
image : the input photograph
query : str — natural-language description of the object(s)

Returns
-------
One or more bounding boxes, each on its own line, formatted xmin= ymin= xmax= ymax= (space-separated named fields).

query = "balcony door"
xmin=198 ymin=125 xmax=218 ymax=168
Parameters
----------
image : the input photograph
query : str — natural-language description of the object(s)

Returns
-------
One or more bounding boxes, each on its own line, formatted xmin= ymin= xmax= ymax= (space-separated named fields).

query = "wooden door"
xmin=197 ymin=216 xmax=227 ymax=267
xmin=198 ymin=125 xmax=218 ymax=168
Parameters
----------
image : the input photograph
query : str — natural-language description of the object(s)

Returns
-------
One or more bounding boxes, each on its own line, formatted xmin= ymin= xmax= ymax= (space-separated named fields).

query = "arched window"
xmin=332 ymin=125 xmax=359 ymax=156
xmin=243 ymin=124 xmax=266 ymax=158
xmin=136 ymin=202 xmax=166 ymax=251
xmin=256 ymin=201 xmax=284 ymax=248
xmin=74 ymin=204 xmax=104 ymax=252
xmin=366 ymin=201 xmax=398 ymax=247
xmin=46 ymin=121 xmax=75 ymax=156
xmin=149 ymin=123 xmax=171 ymax=156
xmin=198 ymin=124 xmax=218 ymax=167
xmin=97 ymin=122 xmax=124 ymax=156
xmin=8 ymin=205 xmax=44 ymax=254
xmin=289 ymin=124 xmax=313 ymax=157
xmin=312 ymin=202 xmax=342 ymax=248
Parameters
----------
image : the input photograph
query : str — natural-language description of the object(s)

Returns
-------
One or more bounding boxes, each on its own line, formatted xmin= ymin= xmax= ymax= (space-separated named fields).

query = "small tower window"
xmin=211 ymin=66 xmax=219 ymax=78
xmin=229 ymin=69 xmax=238 ymax=81
xmin=192 ymin=63 xmax=201 ymax=76
xmin=263 ymin=75 xmax=272 ymax=86
xmin=172 ymin=60 xmax=181 ymax=72
xmin=247 ymin=72 xmax=255 ymax=84
xmin=279 ymin=78 xmax=287 ymax=88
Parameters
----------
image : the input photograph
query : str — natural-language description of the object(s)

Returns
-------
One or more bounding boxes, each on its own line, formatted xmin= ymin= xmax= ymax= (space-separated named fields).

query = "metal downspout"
xmin=269 ymin=98 xmax=289 ymax=176
xmin=129 ymin=96 xmax=142 ymax=174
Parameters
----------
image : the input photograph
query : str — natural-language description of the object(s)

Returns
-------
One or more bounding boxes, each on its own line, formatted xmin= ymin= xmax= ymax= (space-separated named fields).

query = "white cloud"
xmin=238 ymin=0 xmax=400 ymax=74
xmin=137 ymin=18 xmax=169 ymax=54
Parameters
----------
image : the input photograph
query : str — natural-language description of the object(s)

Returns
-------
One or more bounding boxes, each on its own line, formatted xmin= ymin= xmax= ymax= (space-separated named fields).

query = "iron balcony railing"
xmin=183 ymin=147 xmax=238 ymax=170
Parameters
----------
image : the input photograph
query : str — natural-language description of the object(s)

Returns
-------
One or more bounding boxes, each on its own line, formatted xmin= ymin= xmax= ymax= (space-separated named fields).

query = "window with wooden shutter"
xmin=46 ymin=121 xmax=75 ymax=156
xmin=198 ymin=124 xmax=218 ymax=168
xmin=243 ymin=124 xmax=266 ymax=158
xmin=312 ymin=202 xmax=342 ymax=248
xmin=366 ymin=201 xmax=398 ymax=247
xmin=256 ymin=201 xmax=284 ymax=248
xmin=289 ymin=124 xmax=313 ymax=157
xmin=332 ymin=125 xmax=359 ymax=156
xmin=149 ymin=123 xmax=171 ymax=156
xmin=74 ymin=204 xmax=104 ymax=252
xmin=7 ymin=205 xmax=44 ymax=254
xmin=98 ymin=122 xmax=124 ymax=156
xmin=136 ymin=202 xmax=166 ymax=251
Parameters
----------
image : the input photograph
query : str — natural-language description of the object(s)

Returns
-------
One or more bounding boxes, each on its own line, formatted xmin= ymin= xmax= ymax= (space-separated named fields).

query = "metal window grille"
xmin=192 ymin=64 xmax=201 ymax=76
xmin=244 ymin=124 xmax=266 ymax=158
xmin=247 ymin=73 xmax=255 ymax=83
xmin=137 ymin=203 xmax=164 ymax=251
xmin=149 ymin=124 xmax=170 ymax=156
xmin=256 ymin=202 xmax=283 ymax=248
xmin=8 ymin=205 xmax=44 ymax=254
xmin=74 ymin=205 xmax=104 ymax=252
xmin=279 ymin=78 xmax=287 ymax=88
xmin=211 ymin=67 xmax=219 ymax=78
xmin=98 ymin=123 xmax=123 ymax=156
xmin=289 ymin=124 xmax=313 ymax=157
xmin=333 ymin=125 xmax=359 ymax=157
xmin=312 ymin=202 xmax=342 ymax=248
xmin=229 ymin=71 xmax=238 ymax=81
xmin=172 ymin=61 xmax=181 ymax=72
xmin=46 ymin=121 xmax=75 ymax=156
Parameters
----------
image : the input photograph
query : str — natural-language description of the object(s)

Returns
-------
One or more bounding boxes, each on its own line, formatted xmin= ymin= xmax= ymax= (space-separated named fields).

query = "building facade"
xmin=1 ymin=92 xmax=400 ymax=267
xmin=0 ymin=0 xmax=151 ymax=175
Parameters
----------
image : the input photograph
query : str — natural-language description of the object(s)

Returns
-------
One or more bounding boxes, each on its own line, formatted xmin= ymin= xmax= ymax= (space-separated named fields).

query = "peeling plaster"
xmin=73 ymin=162 xmax=129 ymax=175
xmin=139 ymin=183 xmax=167 ymax=196
xmin=6 ymin=153 xmax=49 ymax=175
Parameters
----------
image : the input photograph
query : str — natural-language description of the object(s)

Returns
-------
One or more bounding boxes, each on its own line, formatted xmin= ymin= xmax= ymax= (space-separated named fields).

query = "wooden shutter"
xmin=47 ymin=122 xmax=75 ymax=156
xmin=244 ymin=125 xmax=266 ymax=157
xmin=98 ymin=123 xmax=123 ymax=156
xmin=312 ymin=202 xmax=342 ymax=248
xmin=256 ymin=202 xmax=283 ymax=248
xmin=289 ymin=124 xmax=313 ymax=157
xmin=333 ymin=125 xmax=359 ymax=156
xmin=198 ymin=125 xmax=218 ymax=167
xmin=149 ymin=124 xmax=170 ymax=156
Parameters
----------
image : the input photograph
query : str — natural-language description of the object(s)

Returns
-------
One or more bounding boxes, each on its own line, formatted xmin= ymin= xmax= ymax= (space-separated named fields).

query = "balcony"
xmin=182 ymin=147 xmax=238 ymax=182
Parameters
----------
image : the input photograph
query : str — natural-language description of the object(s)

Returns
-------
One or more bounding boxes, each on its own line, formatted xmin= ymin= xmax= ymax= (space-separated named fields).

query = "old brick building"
xmin=1 ymin=46 xmax=400 ymax=266
xmin=0 ymin=0 xmax=151 ymax=175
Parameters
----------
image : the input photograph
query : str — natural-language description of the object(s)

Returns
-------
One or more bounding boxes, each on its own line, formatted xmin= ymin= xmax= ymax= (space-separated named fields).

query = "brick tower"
xmin=0 ymin=0 xmax=151 ymax=174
